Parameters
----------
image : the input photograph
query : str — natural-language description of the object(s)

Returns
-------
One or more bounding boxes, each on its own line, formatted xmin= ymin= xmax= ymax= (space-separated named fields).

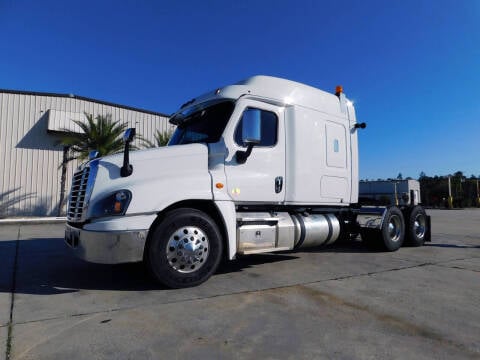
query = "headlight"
xmin=90 ymin=190 xmax=132 ymax=218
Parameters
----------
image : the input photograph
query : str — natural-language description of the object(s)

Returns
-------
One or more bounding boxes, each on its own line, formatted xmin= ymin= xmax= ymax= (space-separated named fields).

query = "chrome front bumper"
xmin=65 ymin=224 xmax=147 ymax=264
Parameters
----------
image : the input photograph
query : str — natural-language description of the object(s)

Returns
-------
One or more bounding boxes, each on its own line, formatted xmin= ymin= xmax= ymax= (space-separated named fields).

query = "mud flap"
xmin=425 ymin=215 xmax=432 ymax=242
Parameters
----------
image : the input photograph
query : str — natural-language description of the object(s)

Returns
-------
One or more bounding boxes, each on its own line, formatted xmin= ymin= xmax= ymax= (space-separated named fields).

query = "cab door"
xmin=224 ymin=99 xmax=285 ymax=203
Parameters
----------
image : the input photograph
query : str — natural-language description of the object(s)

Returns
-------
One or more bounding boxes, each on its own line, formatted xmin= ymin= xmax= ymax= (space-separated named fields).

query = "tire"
xmin=361 ymin=207 xmax=405 ymax=251
xmin=379 ymin=206 xmax=405 ymax=251
xmin=405 ymin=206 xmax=427 ymax=247
xmin=145 ymin=208 xmax=223 ymax=288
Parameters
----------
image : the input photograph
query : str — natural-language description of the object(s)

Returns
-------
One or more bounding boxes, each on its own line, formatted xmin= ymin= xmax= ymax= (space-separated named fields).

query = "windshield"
xmin=169 ymin=101 xmax=235 ymax=145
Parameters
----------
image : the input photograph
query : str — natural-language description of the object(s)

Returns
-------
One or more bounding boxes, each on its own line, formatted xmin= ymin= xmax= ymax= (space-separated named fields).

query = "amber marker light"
xmin=113 ymin=201 xmax=122 ymax=213
xmin=335 ymin=85 xmax=343 ymax=94
xmin=216 ymin=183 xmax=224 ymax=189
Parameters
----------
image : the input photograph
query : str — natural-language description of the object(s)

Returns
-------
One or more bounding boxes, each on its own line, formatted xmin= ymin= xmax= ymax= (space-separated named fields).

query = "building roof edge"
xmin=0 ymin=88 xmax=169 ymax=117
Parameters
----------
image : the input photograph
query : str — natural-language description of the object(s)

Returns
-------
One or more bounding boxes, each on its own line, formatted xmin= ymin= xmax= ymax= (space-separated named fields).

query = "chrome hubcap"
xmin=166 ymin=226 xmax=209 ymax=273
xmin=414 ymin=214 xmax=426 ymax=239
xmin=388 ymin=215 xmax=402 ymax=242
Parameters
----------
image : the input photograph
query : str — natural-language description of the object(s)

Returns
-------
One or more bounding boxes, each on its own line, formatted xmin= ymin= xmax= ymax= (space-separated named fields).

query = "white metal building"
xmin=0 ymin=89 xmax=172 ymax=217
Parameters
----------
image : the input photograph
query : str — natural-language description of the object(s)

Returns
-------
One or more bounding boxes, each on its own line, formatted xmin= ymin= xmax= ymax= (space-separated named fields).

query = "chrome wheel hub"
xmin=388 ymin=215 xmax=402 ymax=242
xmin=166 ymin=226 xmax=209 ymax=273
xmin=414 ymin=214 xmax=426 ymax=239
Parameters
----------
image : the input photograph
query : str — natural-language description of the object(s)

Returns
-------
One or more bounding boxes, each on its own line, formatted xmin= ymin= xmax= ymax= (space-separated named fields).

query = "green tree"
xmin=141 ymin=129 xmax=173 ymax=148
xmin=60 ymin=113 xmax=127 ymax=162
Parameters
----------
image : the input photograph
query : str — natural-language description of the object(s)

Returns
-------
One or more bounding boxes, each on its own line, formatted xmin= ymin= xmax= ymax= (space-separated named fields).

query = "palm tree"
xmin=60 ymin=113 xmax=127 ymax=162
xmin=56 ymin=113 xmax=127 ymax=216
xmin=141 ymin=129 xmax=173 ymax=148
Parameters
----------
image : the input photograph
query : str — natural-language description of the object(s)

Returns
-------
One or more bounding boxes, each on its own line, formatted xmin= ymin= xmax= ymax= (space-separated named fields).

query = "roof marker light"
xmin=335 ymin=86 xmax=343 ymax=96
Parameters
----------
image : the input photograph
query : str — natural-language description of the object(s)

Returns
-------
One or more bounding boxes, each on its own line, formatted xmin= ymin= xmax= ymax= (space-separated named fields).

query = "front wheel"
xmin=145 ymin=208 xmax=223 ymax=288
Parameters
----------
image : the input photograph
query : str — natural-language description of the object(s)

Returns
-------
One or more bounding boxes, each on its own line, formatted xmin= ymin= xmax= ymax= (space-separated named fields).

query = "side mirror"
xmin=241 ymin=108 xmax=261 ymax=145
xmin=123 ymin=128 xmax=136 ymax=142
xmin=88 ymin=150 xmax=99 ymax=160
xmin=236 ymin=108 xmax=262 ymax=164
xmin=121 ymin=127 xmax=136 ymax=177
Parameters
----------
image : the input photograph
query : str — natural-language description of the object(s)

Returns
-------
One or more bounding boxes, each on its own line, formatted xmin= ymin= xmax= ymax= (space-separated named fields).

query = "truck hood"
xmin=86 ymin=143 xmax=213 ymax=217
xmin=97 ymin=143 xmax=207 ymax=168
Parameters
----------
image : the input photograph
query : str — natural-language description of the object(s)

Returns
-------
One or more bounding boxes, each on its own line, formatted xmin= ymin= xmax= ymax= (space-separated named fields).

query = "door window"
xmin=234 ymin=108 xmax=278 ymax=147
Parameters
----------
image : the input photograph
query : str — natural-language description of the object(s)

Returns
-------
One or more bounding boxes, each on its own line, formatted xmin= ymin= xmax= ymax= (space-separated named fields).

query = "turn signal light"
xmin=216 ymin=183 xmax=224 ymax=189
xmin=114 ymin=201 xmax=122 ymax=213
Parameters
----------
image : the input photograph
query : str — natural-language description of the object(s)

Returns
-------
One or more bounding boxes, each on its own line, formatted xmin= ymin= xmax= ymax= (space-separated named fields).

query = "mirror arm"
xmin=120 ymin=128 xmax=136 ymax=177
xmin=120 ymin=139 xmax=133 ymax=177
xmin=235 ymin=143 xmax=255 ymax=164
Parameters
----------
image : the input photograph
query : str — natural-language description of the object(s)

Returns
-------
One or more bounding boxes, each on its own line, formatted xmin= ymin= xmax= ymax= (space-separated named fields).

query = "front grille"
xmin=67 ymin=160 xmax=98 ymax=223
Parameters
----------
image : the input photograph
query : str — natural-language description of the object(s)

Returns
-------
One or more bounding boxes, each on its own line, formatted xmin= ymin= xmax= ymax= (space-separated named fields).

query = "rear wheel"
xmin=360 ymin=206 xmax=405 ymax=251
xmin=145 ymin=208 xmax=223 ymax=288
xmin=380 ymin=206 xmax=405 ymax=251
xmin=405 ymin=206 xmax=427 ymax=247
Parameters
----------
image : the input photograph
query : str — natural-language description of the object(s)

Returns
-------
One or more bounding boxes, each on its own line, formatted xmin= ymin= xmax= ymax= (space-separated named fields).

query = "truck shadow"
xmin=0 ymin=236 xmax=425 ymax=295
xmin=0 ymin=237 xmax=301 ymax=295
xmin=296 ymin=239 xmax=378 ymax=253
xmin=424 ymin=243 xmax=480 ymax=249
xmin=0 ymin=237 xmax=155 ymax=294
xmin=216 ymin=253 xmax=298 ymax=275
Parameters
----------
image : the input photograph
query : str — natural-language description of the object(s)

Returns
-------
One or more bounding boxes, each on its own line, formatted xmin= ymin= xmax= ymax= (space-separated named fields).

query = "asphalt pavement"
xmin=1 ymin=209 xmax=479 ymax=359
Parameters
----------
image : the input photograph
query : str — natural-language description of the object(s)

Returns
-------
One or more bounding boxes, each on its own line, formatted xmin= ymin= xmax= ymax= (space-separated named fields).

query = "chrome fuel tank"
xmin=291 ymin=213 xmax=341 ymax=249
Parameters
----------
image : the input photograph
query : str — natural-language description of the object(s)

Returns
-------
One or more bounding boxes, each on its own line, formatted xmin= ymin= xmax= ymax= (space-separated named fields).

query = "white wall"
xmin=0 ymin=91 xmax=171 ymax=217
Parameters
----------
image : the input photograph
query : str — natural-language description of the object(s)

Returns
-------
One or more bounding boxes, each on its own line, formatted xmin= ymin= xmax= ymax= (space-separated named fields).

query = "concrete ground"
xmin=1 ymin=209 xmax=479 ymax=359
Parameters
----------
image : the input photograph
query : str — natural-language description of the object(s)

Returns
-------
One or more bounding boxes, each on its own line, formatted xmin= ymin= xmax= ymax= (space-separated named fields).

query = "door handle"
xmin=275 ymin=176 xmax=283 ymax=193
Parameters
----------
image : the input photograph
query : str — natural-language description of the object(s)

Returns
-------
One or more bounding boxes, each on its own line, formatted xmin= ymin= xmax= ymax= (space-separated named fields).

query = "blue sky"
xmin=1 ymin=0 xmax=479 ymax=179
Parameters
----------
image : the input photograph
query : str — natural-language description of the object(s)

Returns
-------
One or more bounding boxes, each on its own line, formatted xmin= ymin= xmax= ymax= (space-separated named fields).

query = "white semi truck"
xmin=65 ymin=76 xmax=431 ymax=288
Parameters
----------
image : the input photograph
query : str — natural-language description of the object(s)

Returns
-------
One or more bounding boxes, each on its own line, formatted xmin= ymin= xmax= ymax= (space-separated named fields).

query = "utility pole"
xmin=448 ymin=176 xmax=453 ymax=209
xmin=477 ymin=179 xmax=480 ymax=207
